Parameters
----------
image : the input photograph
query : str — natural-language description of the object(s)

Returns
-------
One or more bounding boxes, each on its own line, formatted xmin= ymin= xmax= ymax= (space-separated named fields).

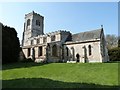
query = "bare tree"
xmin=105 ymin=34 xmax=118 ymax=49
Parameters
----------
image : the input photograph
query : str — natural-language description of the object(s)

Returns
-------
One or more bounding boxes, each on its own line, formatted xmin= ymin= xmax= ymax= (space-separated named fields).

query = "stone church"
xmin=21 ymin=11 xmax=109 ymax=63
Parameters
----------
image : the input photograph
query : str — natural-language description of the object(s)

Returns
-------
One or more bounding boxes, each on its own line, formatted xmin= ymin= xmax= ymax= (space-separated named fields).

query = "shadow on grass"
xmin=2 ymin=78 xmax=119 ymax=89
xmin=2 ymin=62 xmax=50 ymax=70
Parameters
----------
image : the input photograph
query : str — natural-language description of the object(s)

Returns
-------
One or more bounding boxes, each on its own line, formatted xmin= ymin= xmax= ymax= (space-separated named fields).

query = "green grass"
xmin=2 ymin=62 xmax=119 ymax=88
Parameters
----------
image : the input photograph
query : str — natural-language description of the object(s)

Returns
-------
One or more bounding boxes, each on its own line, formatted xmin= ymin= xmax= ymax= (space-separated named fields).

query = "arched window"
xmin=52 ymin=44 xmax=57 ymax=57
xmin=88 ymin=45 xmax=92 ymax=56
xmin=36 ymin=20 xmax=40 ymax=26
xmin=27 ymin=19 xmax=30 ymax=26
xmin=66 ymin=47 xmax=69 ymax=56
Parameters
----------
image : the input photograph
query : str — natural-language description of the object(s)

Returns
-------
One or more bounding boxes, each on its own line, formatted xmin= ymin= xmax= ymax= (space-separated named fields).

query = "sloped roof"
xmin=72 ymin=29 xmax=102 ymax=42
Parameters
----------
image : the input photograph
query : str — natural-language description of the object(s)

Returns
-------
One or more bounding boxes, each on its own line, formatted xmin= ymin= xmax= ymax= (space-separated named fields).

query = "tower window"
xmin=36 ymin=20 xmax=40 ymax=26
xmin=27 ymin=19 xmax=30 ymax=26
xmin=88 ymin=45 xmax=92 ymax=56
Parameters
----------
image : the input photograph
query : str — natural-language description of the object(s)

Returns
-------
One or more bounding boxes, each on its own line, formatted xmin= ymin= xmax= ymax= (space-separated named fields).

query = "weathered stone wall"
xmin=23 ymin=11 xmax=44 ymax=46
xmin=46 ymin=42 xmax=62 ymax=62
xmin=64 ymin=41 xmax=103 ymax=63
xmin=22 ymin=30 xmax=74 ymax=62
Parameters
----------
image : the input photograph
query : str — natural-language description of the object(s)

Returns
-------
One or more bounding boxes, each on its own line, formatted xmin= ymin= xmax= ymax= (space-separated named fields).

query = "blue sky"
xmin=0 ymin=2 xmax=118 ymax=42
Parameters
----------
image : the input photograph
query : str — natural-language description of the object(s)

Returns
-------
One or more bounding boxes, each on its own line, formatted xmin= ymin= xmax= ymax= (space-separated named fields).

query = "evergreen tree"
xmin=118 ymin=36 xmax=120 ymax=47
xmin=2 ymin=25 xmax=20 ymax=64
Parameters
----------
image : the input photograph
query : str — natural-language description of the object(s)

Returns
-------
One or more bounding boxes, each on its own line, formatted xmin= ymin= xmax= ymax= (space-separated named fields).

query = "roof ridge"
xmin=73 ymin=28 xmax=102 ymax=35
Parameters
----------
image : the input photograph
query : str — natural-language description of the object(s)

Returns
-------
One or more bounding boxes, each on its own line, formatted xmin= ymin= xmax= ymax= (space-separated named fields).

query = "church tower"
xmin=22 ymin=11 xmax=44 ymax=46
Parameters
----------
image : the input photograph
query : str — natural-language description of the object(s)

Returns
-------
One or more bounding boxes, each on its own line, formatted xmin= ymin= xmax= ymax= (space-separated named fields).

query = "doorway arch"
xmin=76 ymin=53 xmax=80 ymax=62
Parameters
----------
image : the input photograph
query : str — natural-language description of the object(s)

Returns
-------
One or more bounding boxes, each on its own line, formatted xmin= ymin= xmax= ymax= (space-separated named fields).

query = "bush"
xmin=108 ymin=47 xmax=120 ymax=61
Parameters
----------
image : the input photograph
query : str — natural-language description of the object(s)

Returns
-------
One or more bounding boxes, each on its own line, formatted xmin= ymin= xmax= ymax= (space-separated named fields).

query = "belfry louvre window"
xmin=27 ymin=19 xmax=30 ymax=26
xmin=36 ymin=20 xmax=40 ymax=26
xmin=88 ymin=45 xmax=92 ymax=56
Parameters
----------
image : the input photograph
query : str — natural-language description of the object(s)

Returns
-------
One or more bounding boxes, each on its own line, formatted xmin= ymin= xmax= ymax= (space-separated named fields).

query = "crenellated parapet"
xmin=25 ymin=11 xmax=44 ymax=19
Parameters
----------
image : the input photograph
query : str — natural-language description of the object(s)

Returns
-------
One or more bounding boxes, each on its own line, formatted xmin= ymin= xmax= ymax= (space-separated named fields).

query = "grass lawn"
xmin=2 ymin=62 xmax=119 ymax=88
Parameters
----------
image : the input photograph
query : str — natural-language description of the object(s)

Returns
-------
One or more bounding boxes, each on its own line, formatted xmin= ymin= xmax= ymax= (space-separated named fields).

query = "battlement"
xmin=25 ymin=11 xmax=44 ymax=18
xmin=45 ymin=30 xmax=71 ymax=36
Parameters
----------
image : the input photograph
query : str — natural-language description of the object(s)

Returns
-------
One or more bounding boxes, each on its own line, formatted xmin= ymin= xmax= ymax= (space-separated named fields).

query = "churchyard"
xmin=2 ymin=62 xmax=119 ymax=88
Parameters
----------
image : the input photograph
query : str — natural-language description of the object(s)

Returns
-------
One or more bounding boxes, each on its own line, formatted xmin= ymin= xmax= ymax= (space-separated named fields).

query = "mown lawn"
xmin=2 ymin=62 xmax=119 ymax=88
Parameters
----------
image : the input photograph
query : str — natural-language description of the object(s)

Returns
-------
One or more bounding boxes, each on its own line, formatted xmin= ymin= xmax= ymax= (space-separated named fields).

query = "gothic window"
xmin=66 ymin=47 xmax=69 ymax=56
xmin=28 ymin=48 xmax=31 ymax=57
xmin=36 ymin=20 xmax=40 ymax=26
xmin=27 ymin=19 xmax=30 ymax=26
xmin=37 ymin=39 xmax=40 ymax=44
xmin=51 ymin=35 xmax=55 ymax=41
xmin=38 ymin=47 xmax=42 ymax=56
xmin=43 ymin=37 xmax=47 ymax=43
xmin=52 ymin=44 xmax=57 ymax=57
xmin=88 ymin=45 xmax=92 ymax=56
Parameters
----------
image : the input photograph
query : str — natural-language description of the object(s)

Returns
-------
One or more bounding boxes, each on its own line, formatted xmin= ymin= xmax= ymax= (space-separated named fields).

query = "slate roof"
xmin=72 ymin=29 xmax=102 ymax=42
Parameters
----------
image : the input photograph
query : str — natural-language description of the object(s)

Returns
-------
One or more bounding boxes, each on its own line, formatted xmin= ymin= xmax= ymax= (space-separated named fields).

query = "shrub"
xmin=108 ymin=47 xmax=120 ymax=61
